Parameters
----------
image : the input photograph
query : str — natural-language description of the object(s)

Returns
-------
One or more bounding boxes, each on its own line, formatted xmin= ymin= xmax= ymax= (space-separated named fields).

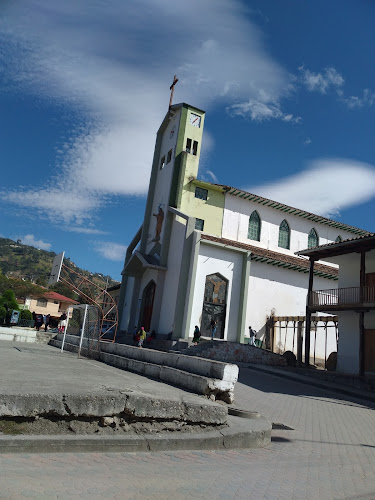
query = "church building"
xmin=117 ymin=102 xmax=370 ymax=343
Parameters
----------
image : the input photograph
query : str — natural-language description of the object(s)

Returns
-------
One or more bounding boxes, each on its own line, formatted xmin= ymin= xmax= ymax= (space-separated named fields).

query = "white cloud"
xmin=206 ymin=170 xmax=219 ymax=183
xmin=67 ymin=227 xmax=108 ymax=235
xmin=20 ymin=234 xmax=51 ymax=250
xmin=303 ymin=138 xmax=312 ymax=145
xmin=93 ymin=241 xmax=127 ymax=261
xmin=0 ymin=0 xmax=295 ymax=225
xmin=3 ymin=187 xmax=99 ymax=225
xmin=227 ymin=99 xmax=301 ymax=122
xmin=299 ymin=66 xmax=344 ymax=94
xmin=246 ymin=159 xmax=375 ymax=218
xmin=343 ymin=89 xmax=375 ymax=109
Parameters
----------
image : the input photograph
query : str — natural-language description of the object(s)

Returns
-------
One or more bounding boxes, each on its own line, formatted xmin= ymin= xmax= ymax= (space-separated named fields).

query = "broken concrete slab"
xmin=0 ymin=341 xmax=227 ymax=425
xmin=0 ymin=415 xmax=271 ymax=453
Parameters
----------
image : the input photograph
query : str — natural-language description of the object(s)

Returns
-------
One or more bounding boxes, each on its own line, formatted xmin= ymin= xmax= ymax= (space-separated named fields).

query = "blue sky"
xmin=1 ymin=0 xmax=375 ymax=281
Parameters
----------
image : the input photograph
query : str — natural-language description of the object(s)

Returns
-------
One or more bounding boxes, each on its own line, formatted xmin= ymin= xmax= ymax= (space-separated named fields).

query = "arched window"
xmin=308 ymin=228 xmax=319 ymax=249
xmin=278 ymin=219 xmax=290 ymax=249
xmin=335 ymin=235 xmax=342 ymax=243
xmin=248 ymin=211 xmax=261 ymax=241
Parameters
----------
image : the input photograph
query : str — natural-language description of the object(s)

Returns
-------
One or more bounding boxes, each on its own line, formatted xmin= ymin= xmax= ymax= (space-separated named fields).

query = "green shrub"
xmin=20 ymin=309 xmax=33 ymax=320
xmin=0 ymin=305 xmax=6 ymax=321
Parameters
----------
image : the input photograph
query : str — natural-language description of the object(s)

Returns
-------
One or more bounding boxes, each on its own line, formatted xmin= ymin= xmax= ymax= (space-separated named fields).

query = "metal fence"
xmin=17 ymin=319 xmax=35 ymax=328
xmin=63 ymin=305 xmax=101 ymax=359
xmin=311 ymin=286 xmax=375 ymax=307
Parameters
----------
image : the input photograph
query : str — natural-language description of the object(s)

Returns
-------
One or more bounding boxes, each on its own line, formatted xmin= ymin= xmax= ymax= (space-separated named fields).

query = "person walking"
xmin=137 ymin=327 xmax=146 ymax=347
xmin=210 ymin=318 xmax=217 ymax=340
xmin=249 ymin=326 xmax=256 ymax=346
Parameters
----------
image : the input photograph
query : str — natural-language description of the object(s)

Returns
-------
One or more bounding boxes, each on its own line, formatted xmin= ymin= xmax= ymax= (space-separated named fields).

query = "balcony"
xmin=310 ymin=286 xmax=375 ymax=311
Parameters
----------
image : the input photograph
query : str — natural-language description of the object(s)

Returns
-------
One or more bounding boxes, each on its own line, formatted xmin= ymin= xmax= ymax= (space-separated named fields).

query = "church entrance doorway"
xmin=139 ymin=280 xmax=156 ymax=332
xmin=201 ymin=273 xmax=228 ymax=339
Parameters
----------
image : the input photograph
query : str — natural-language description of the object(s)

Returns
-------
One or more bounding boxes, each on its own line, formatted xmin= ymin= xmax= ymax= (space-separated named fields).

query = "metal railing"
xmin=18 ymin=319 xmax=35 ymax=328
xmin=310 ymin=286 xmax=375 ymax=307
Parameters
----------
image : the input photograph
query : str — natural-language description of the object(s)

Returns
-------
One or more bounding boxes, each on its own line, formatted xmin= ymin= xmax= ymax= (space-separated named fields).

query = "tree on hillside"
xmin=49 ymin=282 xmax=77 ymax=300
xmin=0 ymin=289 xmax=19 ymax=325
xmin=0 ymin=275 xmax=45 ymax=299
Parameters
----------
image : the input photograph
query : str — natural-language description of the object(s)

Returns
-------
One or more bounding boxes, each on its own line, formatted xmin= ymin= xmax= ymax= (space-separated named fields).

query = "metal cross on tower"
xmin=169 ymin=74 xmax=179 ymax=110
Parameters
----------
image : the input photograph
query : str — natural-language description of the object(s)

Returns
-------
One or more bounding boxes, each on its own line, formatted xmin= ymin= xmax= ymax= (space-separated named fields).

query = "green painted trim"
xmin=237 ymin=251 xmax=251 ymax=343
xmin=169 ymin=151 xmax=188 ymax=208
xmin=249 ymin=254 xmax=337 ymax=280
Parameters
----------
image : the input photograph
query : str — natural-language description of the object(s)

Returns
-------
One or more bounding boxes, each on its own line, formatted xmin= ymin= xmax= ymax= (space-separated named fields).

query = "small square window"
xmin=195 ymin=187 xmax=208 ymax=200
xmin=186 ymin=138 xmax=192 ymax=153
xmin=160 ymin=155 xmax=165 ymax=169
xmin=167 ymin=149 xmax=172 ymax=163
xmin=192 ymin=141 xmax=198 ymax=156
xmin=195 ymin=218 xmax=204 ymax=231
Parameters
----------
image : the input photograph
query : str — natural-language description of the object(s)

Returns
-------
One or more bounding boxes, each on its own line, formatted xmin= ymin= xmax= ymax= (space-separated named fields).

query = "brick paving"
xmin=1 ymin=367 xmax=375 ymax=499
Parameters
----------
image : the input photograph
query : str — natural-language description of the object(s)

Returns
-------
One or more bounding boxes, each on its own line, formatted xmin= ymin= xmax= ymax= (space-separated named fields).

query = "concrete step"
xmin=50 ymin=334 xmax=239 ymax=403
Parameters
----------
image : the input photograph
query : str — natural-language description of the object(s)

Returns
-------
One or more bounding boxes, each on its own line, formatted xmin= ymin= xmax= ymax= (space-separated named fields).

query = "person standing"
xmin=44 ymin=314 xmax=50 ymax=332
xmin=249 ymin=326 xmax=256 ymax=346
xmin=35 ymin=314 xmax=43 ymax=331
xmin=192 ymin=325 xmax=201 ymax=345
xmin=138 ymin=327 xmax=146 ymax=347
xmin=58 ymin=312 xmax=67 ymax=333
xmin=210 ymin=318 xmax=217 ymax=340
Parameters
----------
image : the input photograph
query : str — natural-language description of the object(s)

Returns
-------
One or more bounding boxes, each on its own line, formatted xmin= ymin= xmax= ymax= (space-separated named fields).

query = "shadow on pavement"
xmin=237 ymin=366 xmax=375 ymax=411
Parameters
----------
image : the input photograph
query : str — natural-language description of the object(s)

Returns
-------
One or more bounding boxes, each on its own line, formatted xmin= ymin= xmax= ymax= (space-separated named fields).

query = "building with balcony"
xmin=118 ymin=102 xmax=372 ymax=347
xmin=297 ymin=233 xmax=375 ymax=375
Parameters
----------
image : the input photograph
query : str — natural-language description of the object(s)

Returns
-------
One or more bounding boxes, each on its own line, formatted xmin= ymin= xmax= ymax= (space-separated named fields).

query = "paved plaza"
xmin=1 ymin=360 xmax=375 ymax=499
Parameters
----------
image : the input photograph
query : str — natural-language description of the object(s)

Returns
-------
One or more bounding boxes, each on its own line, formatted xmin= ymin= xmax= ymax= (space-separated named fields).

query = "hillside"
xmin=0 ymin=237 xmax=120 ymax=293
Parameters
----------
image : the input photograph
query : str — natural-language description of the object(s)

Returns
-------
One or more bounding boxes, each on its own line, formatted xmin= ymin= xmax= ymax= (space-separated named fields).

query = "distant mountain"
xmin=0 ymin=237 xmax=120 ymax=294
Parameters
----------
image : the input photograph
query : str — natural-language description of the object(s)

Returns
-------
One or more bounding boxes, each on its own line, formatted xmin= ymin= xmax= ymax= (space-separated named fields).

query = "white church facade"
xmin=117 ymin=102 xmax=371 ymax=344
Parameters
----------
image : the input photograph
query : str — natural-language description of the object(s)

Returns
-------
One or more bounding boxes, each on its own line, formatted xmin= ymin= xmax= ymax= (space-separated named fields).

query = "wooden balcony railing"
xmin=310 ymin=286 xmax=375 ymax=308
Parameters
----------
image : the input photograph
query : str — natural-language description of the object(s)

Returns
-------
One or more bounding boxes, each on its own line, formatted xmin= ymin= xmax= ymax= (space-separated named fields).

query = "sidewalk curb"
xmin=0 ymin=415 xmax=271 ymax=454
xmin=246 ymin=364 xmax=375 ymax=403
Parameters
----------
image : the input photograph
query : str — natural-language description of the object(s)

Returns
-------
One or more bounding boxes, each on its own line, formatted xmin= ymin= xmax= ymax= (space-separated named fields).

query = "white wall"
xmin=120 ymin=276 xmax=134 ymax=331
xmin=158 ymin=218 xmax=186 ymax=334
xmin=336 ymin=311 xmax=360 ymax=374
xmin=332 ymin=249 xmax=375 ymax=374
xmin=189 ymin=243 xmax=243 ymax=341
xmin=246 ymin=261 xmax=335 ymax=339
xmin=146 ymin=110 xmax=181 ymax=254
xmin=222 ymin=195 xmax=357 ymax=257
xmin=335 ymin=254 xmax=360 ymax=288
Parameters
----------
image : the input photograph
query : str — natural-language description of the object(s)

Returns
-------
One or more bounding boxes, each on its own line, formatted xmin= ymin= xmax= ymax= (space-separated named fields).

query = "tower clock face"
xmin=190 ymin=113 xmax=201 ymax=127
